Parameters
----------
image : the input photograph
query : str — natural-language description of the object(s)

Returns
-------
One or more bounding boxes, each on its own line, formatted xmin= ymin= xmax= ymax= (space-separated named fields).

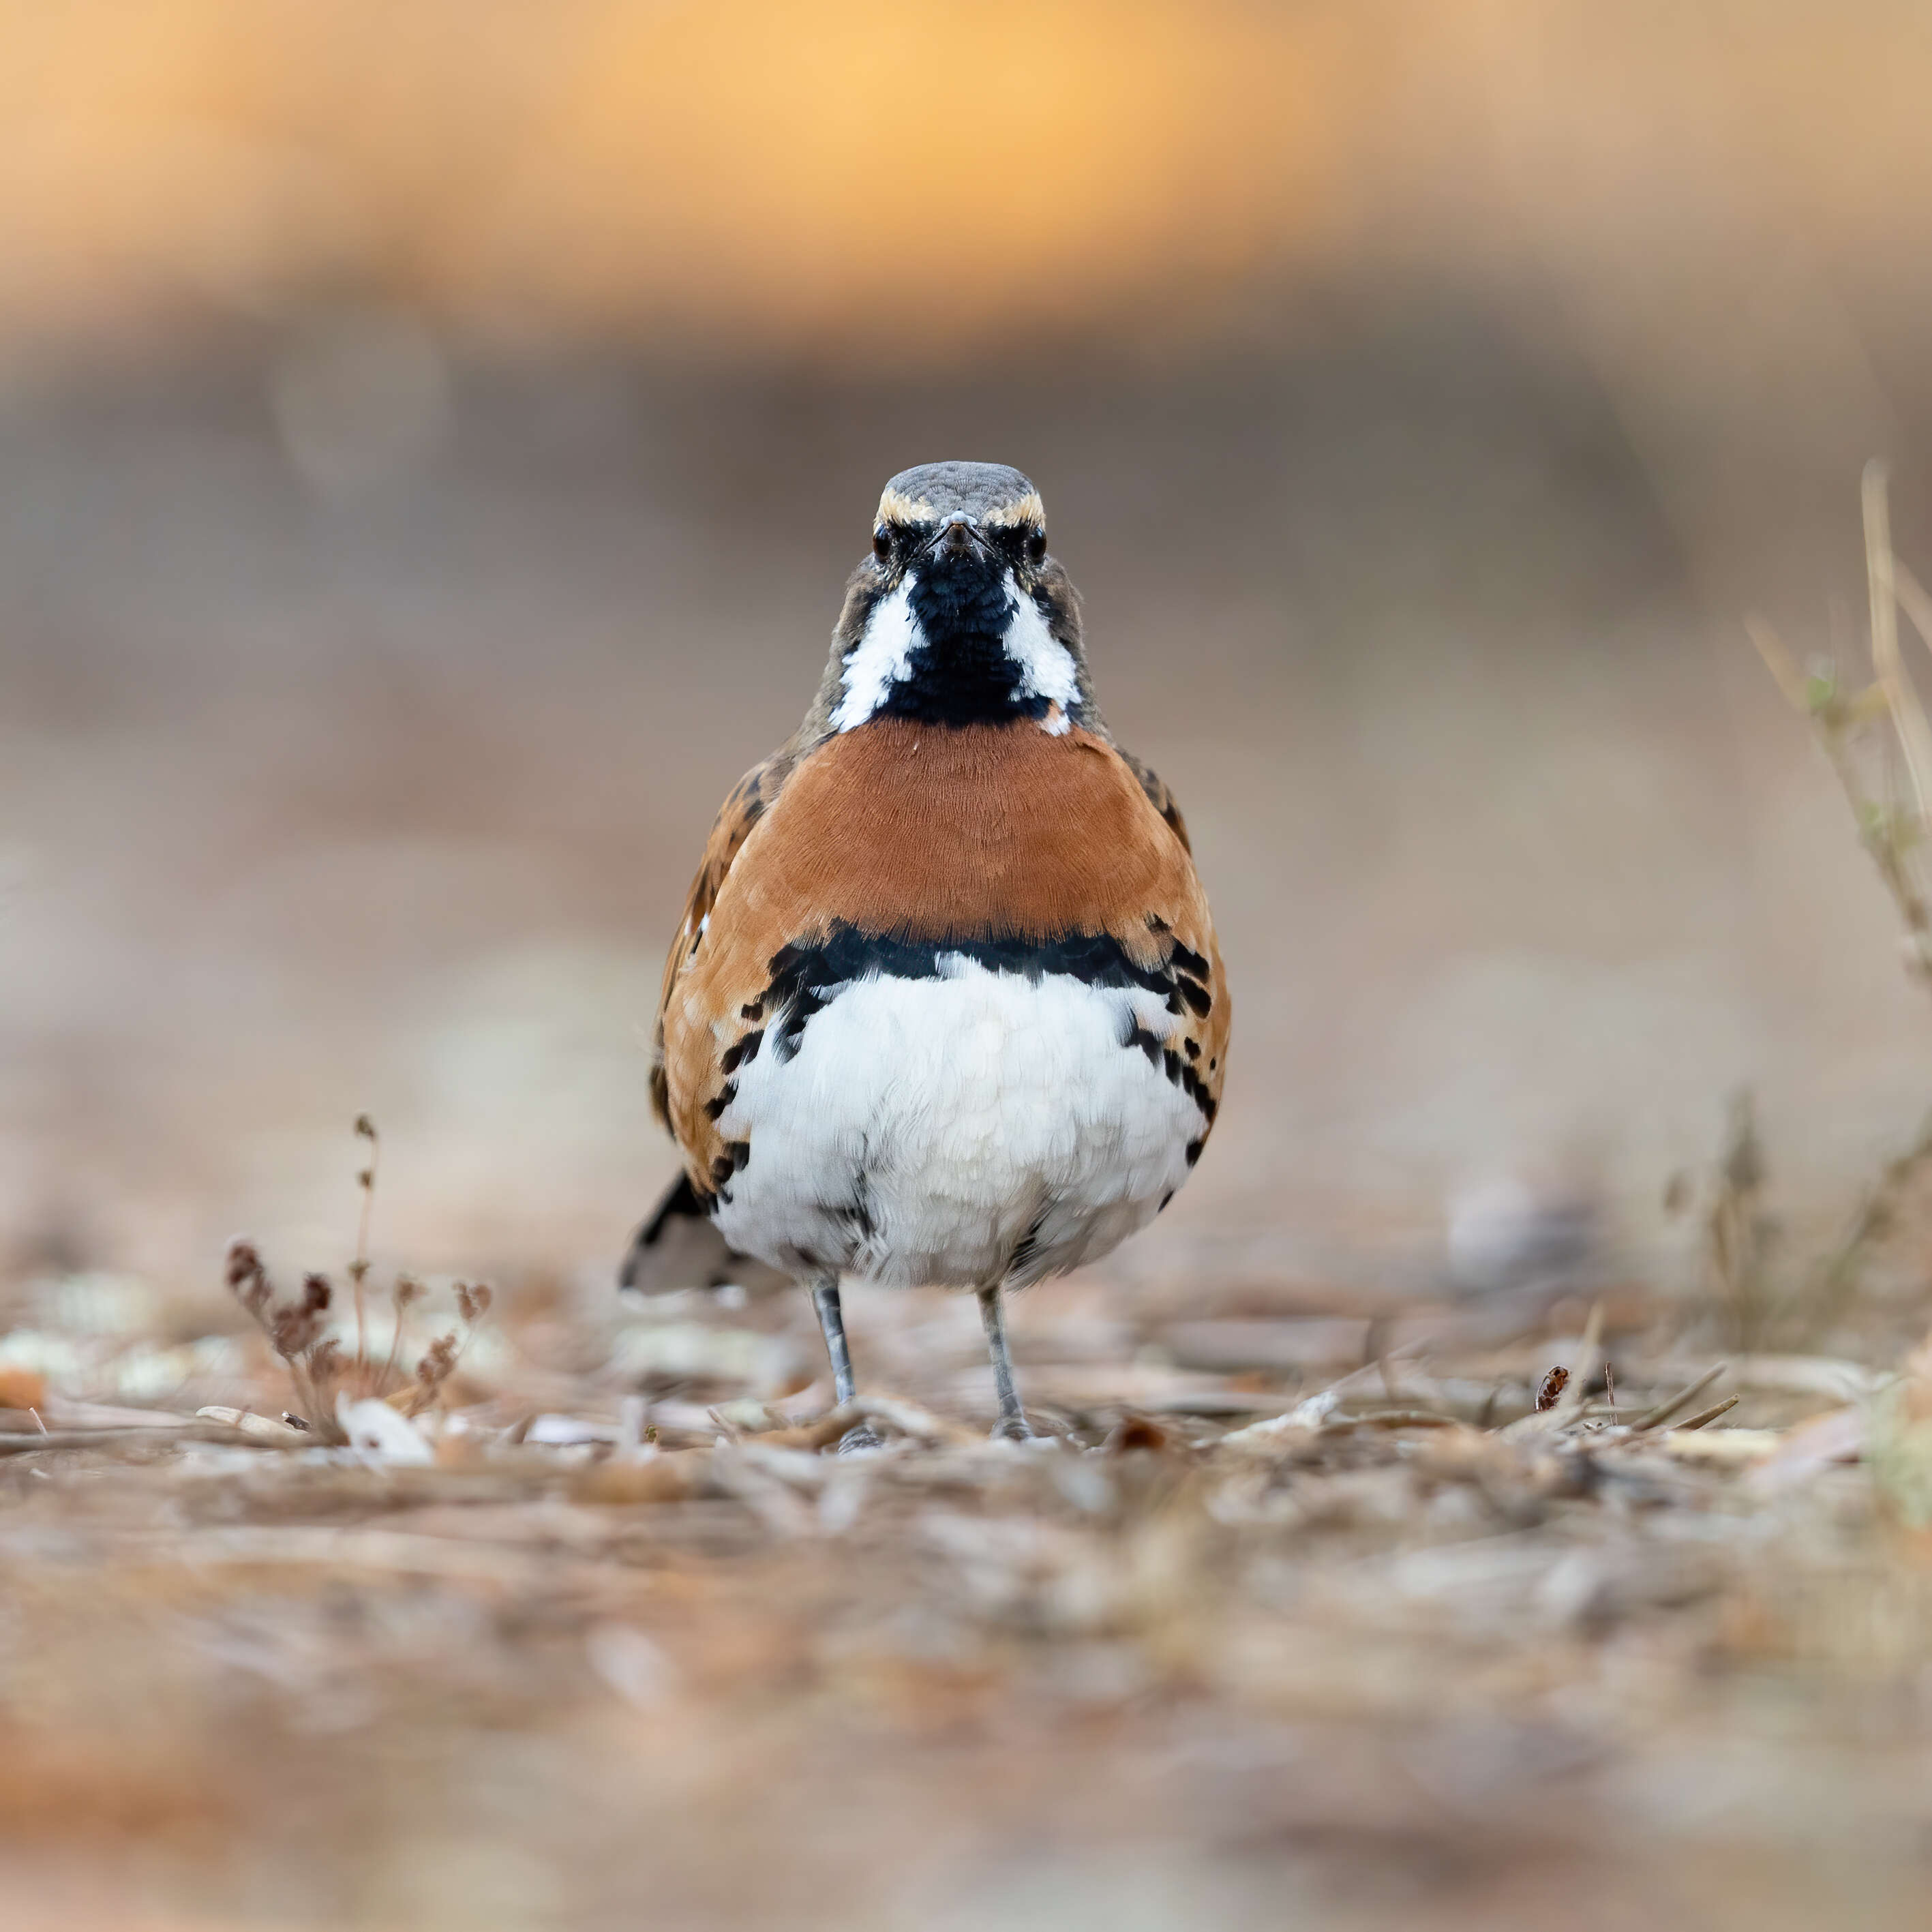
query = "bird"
xmin=620 ymin=460 xmax=1228 ymax=1438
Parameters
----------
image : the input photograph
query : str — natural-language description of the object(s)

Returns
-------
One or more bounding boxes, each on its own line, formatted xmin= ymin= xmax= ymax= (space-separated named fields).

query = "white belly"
xmin=709 ymin=954 xmax=1203 ymax=1288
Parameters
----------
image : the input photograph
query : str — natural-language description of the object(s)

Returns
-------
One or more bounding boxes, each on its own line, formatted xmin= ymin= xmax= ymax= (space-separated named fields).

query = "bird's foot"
xmin=989 ymin=1415 xmax=1035 ymax=1443
xmin=836 ymin=1424 xmax=884 ymax=1454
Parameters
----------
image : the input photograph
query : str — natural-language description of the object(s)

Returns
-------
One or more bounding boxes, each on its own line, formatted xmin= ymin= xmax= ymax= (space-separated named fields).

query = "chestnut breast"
xmin=715 ymin=717 xmax=1194 ymax=950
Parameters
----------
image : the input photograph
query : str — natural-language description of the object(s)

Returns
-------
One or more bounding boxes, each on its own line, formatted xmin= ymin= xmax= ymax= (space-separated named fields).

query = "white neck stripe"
xmin=1003 ymin=584 xmax=1081 ymax=728
xmin=831 ymin=572 xmax=1081 ymax=734
xmin=830 ymin=581 xmax=920 ymax=732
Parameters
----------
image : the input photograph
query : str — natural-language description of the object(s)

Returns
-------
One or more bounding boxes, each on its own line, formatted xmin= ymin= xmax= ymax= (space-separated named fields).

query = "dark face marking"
xmin=868 ymin=540 xmax=1050 ymax=729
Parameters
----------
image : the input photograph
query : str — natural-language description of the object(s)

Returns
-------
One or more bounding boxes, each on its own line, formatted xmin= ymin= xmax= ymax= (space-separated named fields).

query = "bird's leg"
xmin=809 ymin=1273 xmax=879 ymax=1452
xmin=810 ymin=1275 xmax=856 ymax=1404
xmin=977 ymin=1284 xmax=1032 ymax=1440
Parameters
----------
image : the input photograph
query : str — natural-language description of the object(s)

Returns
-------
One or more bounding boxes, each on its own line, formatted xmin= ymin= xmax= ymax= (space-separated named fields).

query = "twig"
xmin=766 ymin=1394 xmax=978 ymax=1452
xmin=1706 ymin=1095 xmax=1772 ymax=1351
xmin=1672 ymin=1393 xmax=1741 ymax=1432
xmin=378 ymin=1275 xmax=421 ymax=1392
xmin=197 ymin=1406 xmax=314 ymax=1444
xmin=1895 ymin=556 xmax=1932 ymax=660
xmin=1631 ymin=1362 xmax=1727 ymax=1432
xmin=1745 ymin=613 xmax=1814 ymax=712
xmin=1325 ymin=1409 xmax=1460 ymax=1430
xmin=1554 ymin=1300 xmax=1603 ymax=1421
xmin=0 ymin=1424 xmax=299 ymax=1456
xmin=350 ymin=1114 xmax=378 ymax=1368
xmin=1802 ymin=1107 xmax=1932 ymax=1339
xmin=1864 ymin=462 xmax=1932 ymax=827
xmin=1746 ymin=599 xmax=1932 ymax=979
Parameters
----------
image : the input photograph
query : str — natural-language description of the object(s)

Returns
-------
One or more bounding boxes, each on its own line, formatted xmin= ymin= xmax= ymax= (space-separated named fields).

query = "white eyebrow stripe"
xmin=831 ymin=581 xmax=921 ymax=731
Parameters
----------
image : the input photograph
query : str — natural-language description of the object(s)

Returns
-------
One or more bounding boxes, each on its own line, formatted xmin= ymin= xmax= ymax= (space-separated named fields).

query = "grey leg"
xmin=977 ymin=1284 xmax=1032 ymax=1439
xmin=810 ymin=1274 xmax=856 ymax=1404
xmin=809 ymin=1273 xmax=879 ymax=1451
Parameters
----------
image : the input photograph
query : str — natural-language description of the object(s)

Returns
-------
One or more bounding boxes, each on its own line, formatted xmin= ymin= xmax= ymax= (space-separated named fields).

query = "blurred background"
xmin=12 ymin=10 xmax=1932 ymax=1932
xmin=5 ymin=0 xmax=1932 ymax=1304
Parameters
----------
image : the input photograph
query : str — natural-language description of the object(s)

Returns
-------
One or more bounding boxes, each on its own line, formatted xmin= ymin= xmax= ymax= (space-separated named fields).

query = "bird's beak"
xmin=924 ymin=514 xmax=988 ymax=564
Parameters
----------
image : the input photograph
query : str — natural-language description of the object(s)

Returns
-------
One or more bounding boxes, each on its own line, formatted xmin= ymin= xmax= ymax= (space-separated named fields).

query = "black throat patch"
xmin=879 ymin=555 xmax=1048 ymax=728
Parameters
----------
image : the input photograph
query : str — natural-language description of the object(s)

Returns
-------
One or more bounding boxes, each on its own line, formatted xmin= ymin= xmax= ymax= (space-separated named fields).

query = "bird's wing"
xmin=1098 ymin=738 xmax=1228 ymax=1179
xmin=650 ymin=753 xmax=791 ymax=1129
xmin=1116 ymin=746 xmax=1193 ymax=854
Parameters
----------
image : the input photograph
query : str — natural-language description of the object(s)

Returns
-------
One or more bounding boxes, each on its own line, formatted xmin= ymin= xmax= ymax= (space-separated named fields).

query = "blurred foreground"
xmin=2 ymin=1256 xmax=1932 ymax=1931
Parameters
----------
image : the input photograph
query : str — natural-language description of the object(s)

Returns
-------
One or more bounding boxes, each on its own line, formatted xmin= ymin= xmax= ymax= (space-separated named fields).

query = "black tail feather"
xmin=618 ymin=1172 xmax=789 ymax=1296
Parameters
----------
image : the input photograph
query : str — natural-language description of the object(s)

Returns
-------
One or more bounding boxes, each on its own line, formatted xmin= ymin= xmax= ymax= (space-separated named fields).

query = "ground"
xmin=3 ymin=1251 xmax=1931 ymax=1932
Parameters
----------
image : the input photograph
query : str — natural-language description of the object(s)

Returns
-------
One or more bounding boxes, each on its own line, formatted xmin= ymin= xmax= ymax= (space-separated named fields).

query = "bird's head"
xmin=819 ymin=460 xmax=1091 ymax=734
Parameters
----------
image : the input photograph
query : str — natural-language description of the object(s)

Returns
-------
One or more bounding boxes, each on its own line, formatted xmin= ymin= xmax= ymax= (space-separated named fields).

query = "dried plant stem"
xmin=1673 ymin=1393 xmax=1741 ymax=1432
xmin=1747 ymin=479 xmax=1932 ymax=980
xmin=1805 ymin=1108 xmax=1932 ymax=1340
xmin=379 ymin=1273 xmax=427 ymax=1392
xmin=1742 ymin=478 xmax=1932 ymax=1344
xmin=1863 ymin=462 xmax=1932 ymax=828
xmin=0 ymin=1425 xmax=295 ymax=1456
xmin=764 ymin=1393 xmax=977 ymax=1451
xmin=1328 ymin=1409 xmax=1459 ymax=1430
xmin=1894 ymin=557 xmax=1932 ymax=660
xmin=1555 ymin=1301 xmax=1603 ymax=1421
xmin=1632 ymin=1362 xmax=1727 ymax=1432
xmin=350 ymin=1115 xmax=379 ymax=1367
xmin=1707 ymin=1094 xmax=1773 ymax=1352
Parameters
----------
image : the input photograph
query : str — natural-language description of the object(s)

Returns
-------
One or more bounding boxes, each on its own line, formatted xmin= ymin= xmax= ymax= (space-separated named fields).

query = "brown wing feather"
xmin=1116 ymin=746 xmax=1192 ymax=853
xmin=650 ymin=753 xmax=792 ymax=1128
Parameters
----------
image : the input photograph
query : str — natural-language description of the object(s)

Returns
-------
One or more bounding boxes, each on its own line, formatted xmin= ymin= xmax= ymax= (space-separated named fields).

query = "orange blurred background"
xmin=5 ymin=0 xmax=1932 ymax=1300
xmin=4 ymin=2 xmax=1928 ymax=364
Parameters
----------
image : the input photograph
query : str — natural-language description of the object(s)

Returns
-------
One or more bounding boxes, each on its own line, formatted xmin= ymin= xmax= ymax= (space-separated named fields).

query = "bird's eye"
xmin=872 ymin=527 xmax=892 ymax=564
xmin=1025 ymin=528 xmax=1047 ymax=564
